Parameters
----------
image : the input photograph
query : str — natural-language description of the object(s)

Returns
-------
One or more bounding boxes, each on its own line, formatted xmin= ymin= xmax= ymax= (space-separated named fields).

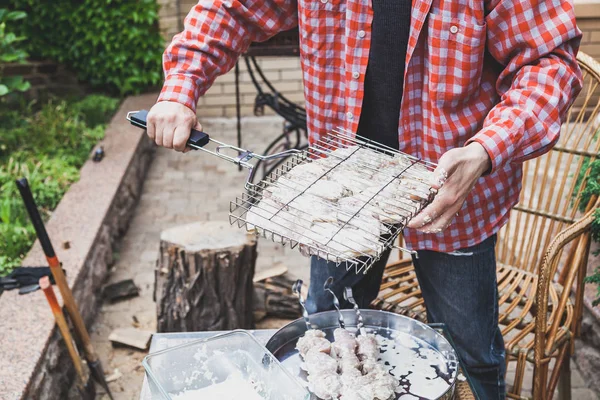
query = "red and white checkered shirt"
xmin=158 ymin=0 xmax=583 ymax=252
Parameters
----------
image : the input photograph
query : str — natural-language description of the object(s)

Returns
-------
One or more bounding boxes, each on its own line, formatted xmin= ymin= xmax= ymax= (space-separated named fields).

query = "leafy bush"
xmin=0 ymin=8 xmax=30 ymax=97
xmin=6 ymin=0 xmax=164 ymax=95
xmin=574 ymin=154 xmax=600 ymax=306
xmin=0 ymin=95 xmax=119 ymax=275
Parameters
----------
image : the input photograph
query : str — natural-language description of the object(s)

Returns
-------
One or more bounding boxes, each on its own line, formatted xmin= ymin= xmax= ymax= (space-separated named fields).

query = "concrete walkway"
xmin=90 ymin=116 xmax=598 ymax=399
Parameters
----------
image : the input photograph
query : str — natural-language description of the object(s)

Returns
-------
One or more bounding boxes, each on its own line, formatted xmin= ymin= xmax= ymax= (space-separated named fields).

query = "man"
xmin=146 ymin=1 xmax=582 ymax=398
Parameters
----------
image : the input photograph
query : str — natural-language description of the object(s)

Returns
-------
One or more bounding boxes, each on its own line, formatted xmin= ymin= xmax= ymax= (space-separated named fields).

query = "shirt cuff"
xmin=157 ymin=74 xmax=200 ymax=114
xmin=465 ymin=124 xmax=514 ymax=175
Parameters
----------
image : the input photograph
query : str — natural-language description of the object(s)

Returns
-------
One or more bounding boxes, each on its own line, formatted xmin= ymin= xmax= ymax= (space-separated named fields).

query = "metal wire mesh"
xmin=229 ymin=129 xmax=437 ymax=273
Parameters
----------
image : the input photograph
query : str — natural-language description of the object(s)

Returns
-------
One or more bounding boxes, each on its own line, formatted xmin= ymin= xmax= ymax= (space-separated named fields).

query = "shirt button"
xmin=358 ymin=30 xmax=366 ymax=38
xmin=346 ymin=112 xmax=354 ymax=120
xmin=320 ymin=0 xmax=328 ymax=3
xmin=352 ymin=71 xmax=360 ymax=79
xmin=450 ymin=25 xmax=459 ymax=34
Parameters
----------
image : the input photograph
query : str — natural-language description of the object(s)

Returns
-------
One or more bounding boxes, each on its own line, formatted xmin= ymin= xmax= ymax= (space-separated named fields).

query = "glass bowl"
xmin=143 ymin=330 xmax=309 ymax=400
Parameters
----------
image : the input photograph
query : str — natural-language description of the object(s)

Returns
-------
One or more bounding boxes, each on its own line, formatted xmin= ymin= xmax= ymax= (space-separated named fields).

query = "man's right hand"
xmin=146 ymin=101 xmax=202 ymax=153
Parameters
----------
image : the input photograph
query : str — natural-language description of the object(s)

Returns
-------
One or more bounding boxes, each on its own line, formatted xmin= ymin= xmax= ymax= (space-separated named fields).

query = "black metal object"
xmin=129 ymin=110 xmax=210 ymax=148
xmin=245 ymin=28 xmax=301 ymax=57
xmin=16 ymin=179 xmax=57 ymax=258
xmin=0 ymin=266 xmax=58 ymax=295
xmin=92 ymin=146 xmax=105 ymax=162
xmin=103 ymin=279 xmax=139 ymax=303
xmin=235 ymin=28 xmax=307 ymax=183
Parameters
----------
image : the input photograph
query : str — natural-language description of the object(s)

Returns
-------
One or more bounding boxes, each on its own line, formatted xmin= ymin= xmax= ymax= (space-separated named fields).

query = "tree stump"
xmin=155 ymin=221 xmax=257 ymax=332
xmin=253 ymin=264 xmax=302 ymax=322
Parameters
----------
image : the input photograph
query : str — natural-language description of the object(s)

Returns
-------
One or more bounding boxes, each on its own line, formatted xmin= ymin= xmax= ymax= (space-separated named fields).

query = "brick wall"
xmin=578 ymin=3 xmax=600 ymax=59
xmin=157 ymin=0 xmax=600 ymax=118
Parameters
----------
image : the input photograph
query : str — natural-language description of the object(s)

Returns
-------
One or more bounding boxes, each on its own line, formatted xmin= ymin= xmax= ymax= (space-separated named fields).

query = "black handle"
xmin=15 ymin=178 xmax=56 ymax=258
xmin=129 ymin=110 xmax=210 ymax=148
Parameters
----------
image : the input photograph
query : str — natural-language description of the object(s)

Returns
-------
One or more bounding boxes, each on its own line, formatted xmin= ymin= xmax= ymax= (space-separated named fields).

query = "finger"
xmin=419 ymin=200 xmax=462 ymax=233
xmin=154 ymin=122 xmax=163 ymax=147
xmin=163 ymin=127 xmax=175 ymax=149
xmin=146 ymin=114 xmax=156 ymax=141
xmin=183 ymin=146 xmax=192 ymax=153
xmin=420 ymin=211 xmax=455 ymax=234
xmin=406 ymin=199 xmax=442 ymax=229
xmin=430 ymin=166 xmax=449 ymax=190
xmin=173 ymin=125 xmax=191 ymax=152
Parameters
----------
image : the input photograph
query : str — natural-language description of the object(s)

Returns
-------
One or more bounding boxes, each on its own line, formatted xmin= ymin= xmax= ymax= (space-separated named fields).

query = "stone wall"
xmin=2 ymin=61 xmax=86 ymax=101
xmin=23 ymin=131 xmax=155 ymax=400
xmin=156 ymin=0 xmax=600 ymax=118
xmin=0 ymin=94 xmax=158 ymax=400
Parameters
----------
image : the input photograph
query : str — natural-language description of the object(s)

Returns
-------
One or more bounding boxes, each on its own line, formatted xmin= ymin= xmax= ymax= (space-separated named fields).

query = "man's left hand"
xmin=407 ymin=143 xmax=492 ymax=233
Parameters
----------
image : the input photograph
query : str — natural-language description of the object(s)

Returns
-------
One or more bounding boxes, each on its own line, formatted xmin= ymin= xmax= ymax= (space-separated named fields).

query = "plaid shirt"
xmin=159 ymin=0 xmax=582 ymax=252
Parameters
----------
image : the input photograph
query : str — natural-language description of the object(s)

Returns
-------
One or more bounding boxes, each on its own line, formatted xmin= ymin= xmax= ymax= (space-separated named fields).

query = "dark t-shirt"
xmin=356 ymin=0 xmax=412 ymax=150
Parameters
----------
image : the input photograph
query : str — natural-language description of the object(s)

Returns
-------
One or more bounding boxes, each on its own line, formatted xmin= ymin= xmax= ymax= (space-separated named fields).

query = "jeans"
xmin=306 ymin=235 xmax=506 ymax=400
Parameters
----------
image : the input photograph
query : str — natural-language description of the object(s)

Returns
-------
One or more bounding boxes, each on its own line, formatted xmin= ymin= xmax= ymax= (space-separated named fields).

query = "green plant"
xmin=0 ymin=8 xmax=30 ymax=97
xmin=71 ymin=95 xmax=121 ymax=127
xmin=0 ymin=95 xmax=118 ymax=275
xmin=585 ymin=208 xmax=600 ymax=306
xmin=574 ymin=151 xmax=600 ymax=306
xmin=7 ymin=0 xmax=163 ymax=95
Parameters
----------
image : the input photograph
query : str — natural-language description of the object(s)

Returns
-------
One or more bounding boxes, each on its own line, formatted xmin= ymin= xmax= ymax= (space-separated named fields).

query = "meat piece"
xmin=289 ymin=194 xmax=338 ymax=223
xmin=307 ymin=180 xmax=353 ymax=201
xmin=313 ymin=217 xmax=384 ymax=258
xmin=303 ymin=349 xmax=338 ymax=375
xmin=341 ymin=364 xmax=397 ymax=400
xmin=285 ymin=161 xmax=329 ymax=180
xmin=308 ymin=373 xmax=343 ymax=400
xmin=329 ymin=168 xmax=374 ymax=194
xmin=357 ymin=334 xmax=379 ymax=361
xmin=339 ymin=392 xmax=365 ymax=400
xmin=338 ymin=353 xmax=362 ymax=373
xmin=305 ymin=222 xmax=382 ymax=258
xmin=296 ymin=329 xmax=330 ymax=357
xmin=245 ymin=198 xmax=306 ymax=240
xmin=322 ymin=146 xmax=389 ymax=171
xmin=361 ymin=360 xmax=380 ymax=374
xmin=332 ymin=328 xmax=358 ymax=357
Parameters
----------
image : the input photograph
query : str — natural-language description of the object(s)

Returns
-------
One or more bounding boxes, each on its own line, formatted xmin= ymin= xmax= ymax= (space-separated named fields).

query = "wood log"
xmin=155 ymin=221 xmax=257 ymax=332
xmin=253 ymin=272 xmax=302 ymax=321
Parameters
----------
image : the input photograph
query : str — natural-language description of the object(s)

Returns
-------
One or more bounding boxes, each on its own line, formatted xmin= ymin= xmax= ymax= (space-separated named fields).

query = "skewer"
xmin=344 ymin=287 xmax=366 ymax=336
xmin=324 ymin=277 xmax=345 ymax=329
xmin=292 ymin=279 xmax=312 ymax=330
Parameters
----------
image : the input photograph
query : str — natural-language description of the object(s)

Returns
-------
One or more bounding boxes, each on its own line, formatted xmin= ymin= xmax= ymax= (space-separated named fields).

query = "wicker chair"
xmin=373 ymin=52 xmax=600 ymax=400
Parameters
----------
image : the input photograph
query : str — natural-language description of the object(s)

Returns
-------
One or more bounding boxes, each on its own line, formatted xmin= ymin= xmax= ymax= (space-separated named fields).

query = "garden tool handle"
xmin=39 ymin=277 xmax=87 ymax=384
xmin=15 ymin=178 xmax=97 ymax=360
xmin=15 ymin=179 xmax=56 ymax=258
xmin=127 ymin=109 xmax=210 ymax=149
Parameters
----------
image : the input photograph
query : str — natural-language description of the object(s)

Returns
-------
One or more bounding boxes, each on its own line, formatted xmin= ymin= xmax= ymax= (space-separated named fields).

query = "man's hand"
xmin=146 ymin=101 xmax=201 ymax=153
xmin=407 ymin=143 xmax=492 ymax=233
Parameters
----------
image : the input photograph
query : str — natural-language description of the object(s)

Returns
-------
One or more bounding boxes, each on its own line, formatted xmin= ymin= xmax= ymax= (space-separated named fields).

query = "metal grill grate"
xmin=125 ymin=111 xmax=436 ymax=275
xmin=229 ymin=129 xmax=437 ymax=274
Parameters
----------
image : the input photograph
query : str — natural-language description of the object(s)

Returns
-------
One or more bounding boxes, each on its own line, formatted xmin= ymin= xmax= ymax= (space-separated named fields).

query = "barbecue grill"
xmin=128 ymin=110 xmax=437 ymax=274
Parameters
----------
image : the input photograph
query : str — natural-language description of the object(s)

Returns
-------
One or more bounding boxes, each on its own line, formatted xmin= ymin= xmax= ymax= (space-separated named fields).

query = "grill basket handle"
xmin=127 ymin=110 xmax=210 ymax=149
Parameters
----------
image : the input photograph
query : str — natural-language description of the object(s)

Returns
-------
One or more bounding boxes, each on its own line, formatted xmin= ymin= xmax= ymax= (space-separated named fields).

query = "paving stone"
xmin=571 ymin=388 xmax=600 ymax=400
xmin=571 ymin=364 xmax=586 ymax=388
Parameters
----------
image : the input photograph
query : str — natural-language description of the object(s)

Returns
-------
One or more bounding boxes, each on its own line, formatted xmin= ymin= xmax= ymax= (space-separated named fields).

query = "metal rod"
xmin=235 ymin=62 xmax=242 ymax=172
xmin=292 ymin=280 xmax=312 ymax=330
xmin=344 ymin=287 xmax=365 ymax=335
xmin=324 ymin=277 xmax=345 ymax=329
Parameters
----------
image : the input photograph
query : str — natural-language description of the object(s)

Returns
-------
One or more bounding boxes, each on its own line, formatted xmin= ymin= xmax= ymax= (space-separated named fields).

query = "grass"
xmin=0 ymin=94 xmax=120 ymax=275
